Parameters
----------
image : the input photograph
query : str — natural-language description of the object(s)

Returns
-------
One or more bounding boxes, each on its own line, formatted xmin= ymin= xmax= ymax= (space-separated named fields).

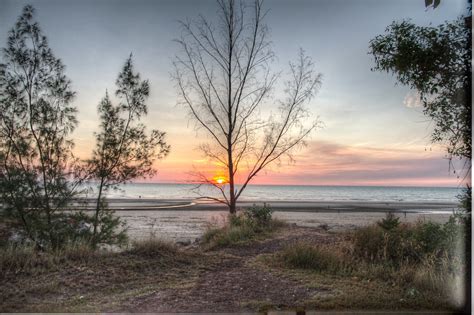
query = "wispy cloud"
xmin=403 ymin=91 xmax=423 ymax=108
xmin=246 ymin=140 xmax=458 ymax=186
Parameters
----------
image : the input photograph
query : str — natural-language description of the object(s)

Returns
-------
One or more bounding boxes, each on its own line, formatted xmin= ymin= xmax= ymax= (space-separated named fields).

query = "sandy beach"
xmin=77 ymin=198 xmax=459 ymax=242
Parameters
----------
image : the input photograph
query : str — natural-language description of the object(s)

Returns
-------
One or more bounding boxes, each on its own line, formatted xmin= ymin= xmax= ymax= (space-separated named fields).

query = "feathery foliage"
xmin=0 ymin=5 xmax=81 ymax=249
xmin=85 ymin=55 xmax=170 ymax=247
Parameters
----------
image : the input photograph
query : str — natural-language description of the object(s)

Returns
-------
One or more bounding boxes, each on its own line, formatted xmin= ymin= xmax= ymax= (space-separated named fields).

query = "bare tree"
xmin=174 ymin=0 xmax=321 ymax=213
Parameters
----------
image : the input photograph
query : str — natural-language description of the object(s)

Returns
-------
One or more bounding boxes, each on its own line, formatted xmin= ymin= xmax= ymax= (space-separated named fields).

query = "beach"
xmin=81 ymin=198 xmax=459 ymax=242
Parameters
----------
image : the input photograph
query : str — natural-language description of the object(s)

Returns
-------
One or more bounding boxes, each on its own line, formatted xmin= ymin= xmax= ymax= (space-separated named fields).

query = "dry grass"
xmin=278 ymin=241 xmax=349 ymax=273
xmin=0 ymin=216 xmax=466 ymax=313
xmin=128 ymin=238 xmax=178 ymax=257
xmin=0 ymin=238 xmax=209 ymax=312
xmin=202 ymin=215 xmax=287 ymax=249
xmin=0 ymin=243 xmax=99 ymax=277
xmin=275 ymin=240 xmax=460 ymax=293
xmin=258 ymin=218 xmax=466 ymax=311
xmin=254 ymin=249 xmax=461 ymax=311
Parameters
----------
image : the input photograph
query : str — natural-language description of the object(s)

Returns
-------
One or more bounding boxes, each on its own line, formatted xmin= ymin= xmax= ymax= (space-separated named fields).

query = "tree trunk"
xmin=92 ymin=178 xmax=105 ymax=242
xmin=227 ymin=146 xmax=237 ymax=214
xmin=229 ymin=197 xmax=236 ymax=214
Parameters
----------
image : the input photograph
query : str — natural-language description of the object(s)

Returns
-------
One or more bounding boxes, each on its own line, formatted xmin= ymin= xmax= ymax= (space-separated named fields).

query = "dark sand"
xmin=75 ymin=198 xmax=458 ymax=242
xmin=76 ymin=198 xmax=458 ymax=212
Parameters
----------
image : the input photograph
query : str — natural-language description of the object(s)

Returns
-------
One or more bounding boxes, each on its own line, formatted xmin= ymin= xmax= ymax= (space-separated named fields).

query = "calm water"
xmin=81 ymin=183 xmax=461 ymax=203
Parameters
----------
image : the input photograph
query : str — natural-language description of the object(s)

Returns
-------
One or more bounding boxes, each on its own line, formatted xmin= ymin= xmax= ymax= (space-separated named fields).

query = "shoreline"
xmin=72 ymin=198 xmax=459 ymax=213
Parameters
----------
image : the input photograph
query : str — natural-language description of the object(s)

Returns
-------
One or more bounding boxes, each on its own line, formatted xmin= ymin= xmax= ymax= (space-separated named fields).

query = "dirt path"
xmin=118 ymin=226 xmax=339 ymax=313
xmin=2 ymin=224 xmax=458 ymax=313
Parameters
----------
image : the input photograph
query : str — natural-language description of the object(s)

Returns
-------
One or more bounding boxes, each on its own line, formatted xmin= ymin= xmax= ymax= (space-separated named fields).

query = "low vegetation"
xmin=279 ymin=242 xmax=348 ymax=274
xmin=0 ymin=238 xmax=182 ymax=279
xmin=272 ymin=213 xmax=466 ymax=307
xmin=0 ymin=211 xmax=468 ymax=312
xmin=0 ymin=242 xmax=99 ymax=277
xmin=0 ymin=237 xmax=203 ymax=312
xmin=202 ymin=204 xmax=286 ymax=249
xmin=128 ymin=238 xmax=178 ymax=257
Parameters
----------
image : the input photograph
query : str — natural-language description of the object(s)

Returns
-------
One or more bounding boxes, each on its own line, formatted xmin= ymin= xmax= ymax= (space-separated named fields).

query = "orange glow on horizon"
xmin=74 ymin=136 xmax=461 ymax=188
xmin=212 ymin=175 xmax=228 ymax=185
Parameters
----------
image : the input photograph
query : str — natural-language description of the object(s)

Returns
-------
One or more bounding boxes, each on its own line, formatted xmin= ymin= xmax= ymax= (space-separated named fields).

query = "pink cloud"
xmin=148 ymin=140 xmax=460 ymax=187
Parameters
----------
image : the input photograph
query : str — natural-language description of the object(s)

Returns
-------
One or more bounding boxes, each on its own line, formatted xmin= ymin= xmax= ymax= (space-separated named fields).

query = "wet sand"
xmin=88 ymin=198 xmax=459 ymax=242
xmin=77 ymin=198 xmax=458 ymax=212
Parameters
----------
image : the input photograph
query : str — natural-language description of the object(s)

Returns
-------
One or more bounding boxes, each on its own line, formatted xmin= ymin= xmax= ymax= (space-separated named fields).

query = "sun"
xmin=213 ymin=175 xmax=227 ymax=185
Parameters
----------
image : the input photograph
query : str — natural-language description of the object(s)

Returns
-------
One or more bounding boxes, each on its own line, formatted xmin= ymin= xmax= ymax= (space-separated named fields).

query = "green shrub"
xmin=51 ymin=210 xmax=129 ymax=250
xmin=413 ymin=221 xmax=445 ymax=255
xmin=1 ymin=208 xmax=128 ymax=251
xmin=353 ymin=217 xmax=463 ymax=267
xmin=377 ymin=212 xmax=400 ymax=231
xmin=244 ymin=203 xmax=273 ymax=227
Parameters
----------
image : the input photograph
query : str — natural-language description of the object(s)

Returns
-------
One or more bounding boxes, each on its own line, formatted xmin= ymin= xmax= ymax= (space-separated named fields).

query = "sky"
xmin=0 ymin=0 xmax=468 ymax=187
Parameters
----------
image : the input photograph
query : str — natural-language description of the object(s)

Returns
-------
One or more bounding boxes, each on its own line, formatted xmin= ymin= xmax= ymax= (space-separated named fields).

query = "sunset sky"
xmin=0 ymin=0 xmax=467 ymax=187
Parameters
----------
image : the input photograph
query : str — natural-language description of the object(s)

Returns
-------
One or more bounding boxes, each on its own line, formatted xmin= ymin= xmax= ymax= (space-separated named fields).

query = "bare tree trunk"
xmin=92 ymin=177 xmax=105 ymax=240
xmin=227 ymin=4 xmax=236 ymax=215
xmin=227 ymin=146 xmax=236 ymax=214
xmin=27 ymin=90 xmax=56 ymax=248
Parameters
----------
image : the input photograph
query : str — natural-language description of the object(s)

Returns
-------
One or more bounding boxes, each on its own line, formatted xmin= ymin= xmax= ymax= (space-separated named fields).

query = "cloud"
xmin=249 ymin=140 xmax=458 ymax=186
xmin=403 ymin=91 xmax=423 ymax=108
xmin=148 ymin=139 xmax=458 ymax=187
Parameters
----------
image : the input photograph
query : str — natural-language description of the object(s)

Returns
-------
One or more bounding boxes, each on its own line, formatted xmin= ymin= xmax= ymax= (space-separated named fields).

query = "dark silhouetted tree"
xmin=86 ymin=56 xmax=170 ymax=246
xmin=0 ymin=5 xmax=80 ymax=249
xmin=174 ymin=0 xmax=321 ymax=214
xmin=369 ymin=17 xmax=471 ymax=169
xmin=369 ymin=7 xmax=471 ymax=312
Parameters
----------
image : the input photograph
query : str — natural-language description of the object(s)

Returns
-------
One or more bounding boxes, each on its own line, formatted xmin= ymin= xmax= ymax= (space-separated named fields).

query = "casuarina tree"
xmin=86 ymin=55 xmax=170 ymax=246
xmin=0 ymin=5 xmax=80 ymax=249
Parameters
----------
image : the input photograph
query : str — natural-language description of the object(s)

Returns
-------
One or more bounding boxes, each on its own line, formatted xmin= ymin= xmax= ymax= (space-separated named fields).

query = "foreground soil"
xmin=1 ymin=225 xmax=460 ymax=313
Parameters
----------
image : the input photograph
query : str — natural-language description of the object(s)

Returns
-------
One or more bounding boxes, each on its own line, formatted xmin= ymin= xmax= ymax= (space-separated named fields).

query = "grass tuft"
xmin=202 ymin=205 xmax=286 ymax=249
xmin=202 ymin=220 xmax=258 ymax=248
xmin=60 ymin=243 xmax=99 ymax=262
xmin=0 ymin=245 xmax=40 ymax=276
xmin=279 ymin=242 xmax=348 ymax=273
xmin=128 ymin=238 xmax=178 ymax=257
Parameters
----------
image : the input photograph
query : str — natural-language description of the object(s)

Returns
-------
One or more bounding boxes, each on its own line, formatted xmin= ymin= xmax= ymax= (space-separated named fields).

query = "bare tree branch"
xmin=174 ymin=0 xmax=322 ymax=213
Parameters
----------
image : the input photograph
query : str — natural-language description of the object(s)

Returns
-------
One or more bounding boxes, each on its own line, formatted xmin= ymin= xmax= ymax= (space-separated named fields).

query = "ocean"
xmin=82 ymin=183 xmax=461 ymax=203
